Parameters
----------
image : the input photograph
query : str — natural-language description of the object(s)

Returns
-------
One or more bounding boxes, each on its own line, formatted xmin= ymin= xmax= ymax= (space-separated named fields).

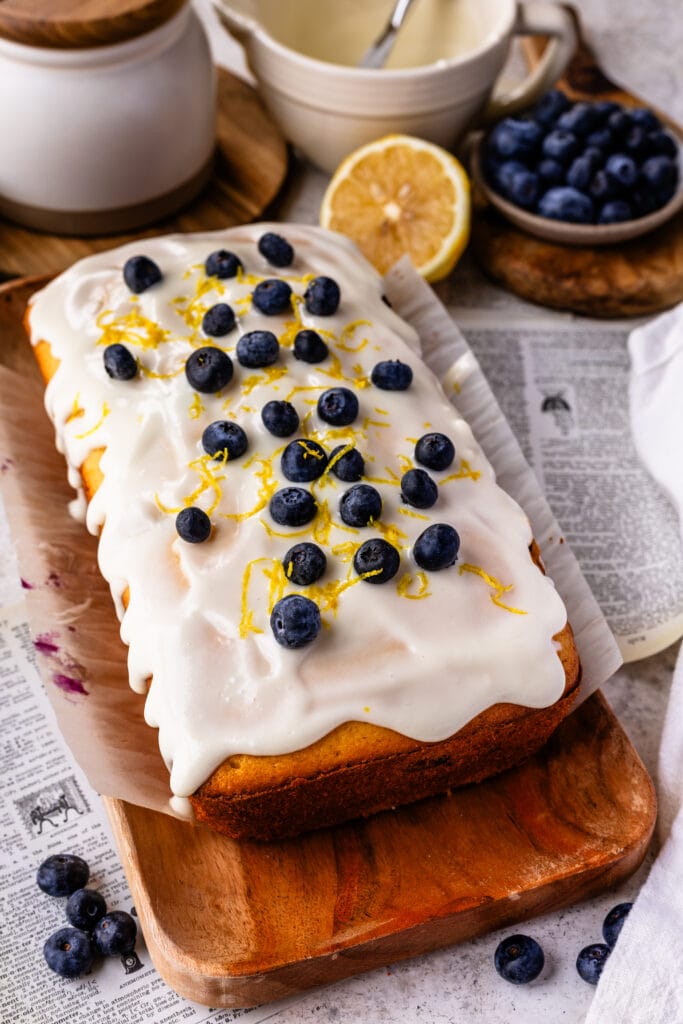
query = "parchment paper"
xmin=0 ymin=262 xmax=622 ymax=821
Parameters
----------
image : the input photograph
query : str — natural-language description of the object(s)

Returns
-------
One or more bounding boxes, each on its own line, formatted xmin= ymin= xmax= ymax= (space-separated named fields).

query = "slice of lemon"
xmin=320 ymin=134 xmax=471 ymax=283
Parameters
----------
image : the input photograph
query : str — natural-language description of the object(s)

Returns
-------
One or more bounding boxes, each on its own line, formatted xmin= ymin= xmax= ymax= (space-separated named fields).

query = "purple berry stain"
xmin=34 ymin=633 xmax=60 ymax=656
xmin=20 ymin=578 xmax=34 ymax=590
xmin=52 ymin=673 xmax=89 ymax=697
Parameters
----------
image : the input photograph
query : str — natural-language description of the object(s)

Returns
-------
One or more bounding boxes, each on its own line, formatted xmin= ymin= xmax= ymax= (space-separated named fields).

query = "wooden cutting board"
xmin=0 ymin=277 xmax=655 ymax=1008
xmin=104 ymin=692 xmax=655 ymax=1008
xmin=472 ymin=4 xmax=683 ymax=318
xmin=0 ymin=67 xmax=288 ymax=281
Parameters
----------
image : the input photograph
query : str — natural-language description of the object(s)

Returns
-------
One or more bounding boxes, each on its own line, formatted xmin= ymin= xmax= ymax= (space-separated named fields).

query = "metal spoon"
xmin=358 ymin=0 xmax=418 ymax=69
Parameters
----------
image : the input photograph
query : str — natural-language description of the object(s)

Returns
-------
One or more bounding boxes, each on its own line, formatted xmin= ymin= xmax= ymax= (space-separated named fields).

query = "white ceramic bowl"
xmin=471 ymin=131 xmax=683 ymax=246
xmin=214 ymin=0 xmax=576 ymax=173
xmin=0 ymin=4 xmax=216 ymax=234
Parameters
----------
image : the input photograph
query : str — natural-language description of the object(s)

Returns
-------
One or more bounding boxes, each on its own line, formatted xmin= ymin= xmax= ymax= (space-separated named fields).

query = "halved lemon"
xmin=320 ymin=134 xmax=471 ymax=283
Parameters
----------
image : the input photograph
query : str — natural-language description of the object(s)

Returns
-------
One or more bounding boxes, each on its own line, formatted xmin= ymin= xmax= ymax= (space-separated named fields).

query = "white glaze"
xmin=29 ymin=224 xmax=569 ymax=797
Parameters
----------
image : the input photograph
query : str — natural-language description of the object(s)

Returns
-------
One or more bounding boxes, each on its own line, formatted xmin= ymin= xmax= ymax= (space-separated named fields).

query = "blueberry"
xmin=538 ymin=186 xmax=594 ymax=224
xmin=605 ymin=153 xmax=638 ymax=188
xmin=624 ymin=126 xmax=648 ymax=159
xmin=317 ymin=387 xmax=358 ymax=426
xmin=542 ymin=129 xmax=580 ymax=164
xmin=201 ymin=303 xmax=235 ymax=337
xmin=630 ymin=107 xmax=660 ymax=132
xmin=415 ymin=432 xmax=455 ymax=471
xmin=641 ymin=155 xmax=679 ymax=192
xmin=123 ymin=255 xmax=161 ymax=293
xmin=602 ymin=902 xmax=633 ymax=948
xmin=339 ymin=484 xmax=382 ymax=527
xmin=204 ymin=249 xmax=243 ymax=279
xmin=631 ymin=187 xmax=659 ymax=217
xmin=401 ymin=468 xmax=438 ymax=509
xmin=270 ymin=594 xmax=321 ymax=648
xmin=538 ymin=158 xmax=565 ymax=186
xmin=252 ymin=279 xmax=292 ymax=315
xmin=44 ymin=927 xmax=94 ymax=978
xmin=583 ymin=145 xmax=605 ymax=166
xmin=648 ymin=130 xmax=678 ymax=158
xmin=201 ymin=420 xmax=248 ymax=460
xmin=65 ymin=889 xmax=107 ymax=931
xmin=494 ymin=934 xmax=545 ymax=985
xmin=589 ymin=169 xmax=618 ymax=202
xmin=413 ymin=523 xmax=459 ymax=570
xmin=258 ymin=231 xmax=294 ymax=267
xmin=282 ymin=542 xmax=327 ymax=585
xmin=281 ymin=438 xmax=328 ymax=482
xmin=304 ymin=276 xmax=341 ymax=316
xmin=329 ymin=445 xmax=365 ymax=482
xmin=371 ymin=360 xmax=413 ymax=390
xmin=236 ymin=330 xmax=280 ymax=368
xmin=185 ymin=346 xmax=233 ymax=393
xmin=598 ymin=199 xmax=634 ymax=224
xmin=261 ymin=400 xmax=299 ymax=437
xmin=567 ymin=155 xmax=597 ymax=191
xmin=592 ymin=100 xmax=621 ymax=122
xmin=607 ymin=109 xmax=632 ymax=137
xmin=487 ymin=117 xmax=542 ymax=160
xmin=507 ymin=168 xmax=540 ymax=210
xmin=269 ymin=487 xmax=317 ymax=527
xmin=576 ymin=943 xmax=611 ymax=985
xmin=492 ymin=159 xmax=529 ymax=195
xmin=533 ymin=89 xmax=570 ymax=126
xmin=557 ymin=102 xmax=599 ymax=136
xmin=293 ymin=328 xmax=329 ymax=363
xmin=353 ymin=538 xmax=400 ymax=584
xmin=92 ymin=911 xmax=137 ymax=957
xmin=37 ymin=854 xmax=89 ymax=897
xmin=103 ymin=343 xmax=137 ymax=381
xmin=585 ymin=127 xmax=614 ymax=152
xmin=175 ymin=506 xmax=211 ymax=543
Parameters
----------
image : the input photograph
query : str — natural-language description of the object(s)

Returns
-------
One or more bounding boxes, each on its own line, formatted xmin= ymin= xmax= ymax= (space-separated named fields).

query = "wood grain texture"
xmin=472 ymin=4 xmax=683 ymax=318
xmin=0 ymin=0 xmax=186 ymax=48
xmin=0 ymin=68 xmax=288 ymax=279
xmin=105 ymin=691 xmax=655 ymax=1008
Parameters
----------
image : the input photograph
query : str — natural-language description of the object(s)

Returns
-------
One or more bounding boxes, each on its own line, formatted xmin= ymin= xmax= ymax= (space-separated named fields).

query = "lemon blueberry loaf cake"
xmin=27 ymin=224 xmax=579 ymax=839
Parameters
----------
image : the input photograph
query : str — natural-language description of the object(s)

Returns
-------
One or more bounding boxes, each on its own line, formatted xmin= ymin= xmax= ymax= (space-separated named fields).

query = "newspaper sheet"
xmin=0 ymin=599 xmax=299 ymax=1024
xmin=441 ymin=288 xmax=683 ymax=662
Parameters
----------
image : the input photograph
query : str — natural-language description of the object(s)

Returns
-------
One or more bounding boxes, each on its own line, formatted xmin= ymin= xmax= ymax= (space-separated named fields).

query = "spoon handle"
xmin=358 ymin=0 xmax=417 ymax=70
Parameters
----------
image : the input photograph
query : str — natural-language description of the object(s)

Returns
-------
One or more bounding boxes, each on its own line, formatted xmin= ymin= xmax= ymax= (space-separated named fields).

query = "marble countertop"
xmin=2 ymin=1 xmax=682 ymax=1020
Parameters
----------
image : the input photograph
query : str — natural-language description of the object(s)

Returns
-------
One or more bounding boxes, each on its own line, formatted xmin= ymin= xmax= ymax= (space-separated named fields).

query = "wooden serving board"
xmin=0 ymin=67 xmax=288 ymax=281
xmin=472 ymin=4 xmax=683 ymax=317
xmin=0 ymin=277 xmax=654 ymax=1008
xmin=103 ymin=692 xmax=655 ymax=1008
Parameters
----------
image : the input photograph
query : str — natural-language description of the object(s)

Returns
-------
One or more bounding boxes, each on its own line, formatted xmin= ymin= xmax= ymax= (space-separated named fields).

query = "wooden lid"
xmin=0 ymin=0 xmax=188 ymax=49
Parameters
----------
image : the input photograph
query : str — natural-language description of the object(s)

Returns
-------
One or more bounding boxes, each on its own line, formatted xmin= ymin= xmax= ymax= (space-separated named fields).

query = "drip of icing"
xmin=29 ymin=223 xmax=569 ymax=798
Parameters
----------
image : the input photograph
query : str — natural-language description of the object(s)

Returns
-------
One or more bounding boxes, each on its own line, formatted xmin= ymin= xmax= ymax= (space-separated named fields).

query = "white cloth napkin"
xmin=584 ymin=305 xmax=683 ymax=1024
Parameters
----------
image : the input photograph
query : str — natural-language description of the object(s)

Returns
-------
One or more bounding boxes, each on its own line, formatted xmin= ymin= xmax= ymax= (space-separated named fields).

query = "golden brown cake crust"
xmin=31 ymin=324 xmax=581 ymax=842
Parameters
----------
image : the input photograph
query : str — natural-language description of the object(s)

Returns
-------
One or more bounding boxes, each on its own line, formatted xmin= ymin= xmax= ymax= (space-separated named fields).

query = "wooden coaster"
xmin=0 ymin=67 xmax=288 ymax=280
xmin=472 ymin=5 xmax=683 ymax=318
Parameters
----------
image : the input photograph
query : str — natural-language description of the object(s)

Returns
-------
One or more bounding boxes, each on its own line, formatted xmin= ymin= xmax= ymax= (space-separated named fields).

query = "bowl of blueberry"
xmin=473 ymin=89 xmax=683 ymax=245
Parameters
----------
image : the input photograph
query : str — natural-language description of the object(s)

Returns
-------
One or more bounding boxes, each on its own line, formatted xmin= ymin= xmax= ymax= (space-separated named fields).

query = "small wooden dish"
xmin=471 ymin=132 xmax=683 ymax=247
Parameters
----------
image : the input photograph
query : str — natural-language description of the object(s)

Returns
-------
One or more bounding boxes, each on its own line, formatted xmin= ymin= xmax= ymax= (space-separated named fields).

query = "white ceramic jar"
xmin=0 ymin=3 xmax=216 ymax=234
